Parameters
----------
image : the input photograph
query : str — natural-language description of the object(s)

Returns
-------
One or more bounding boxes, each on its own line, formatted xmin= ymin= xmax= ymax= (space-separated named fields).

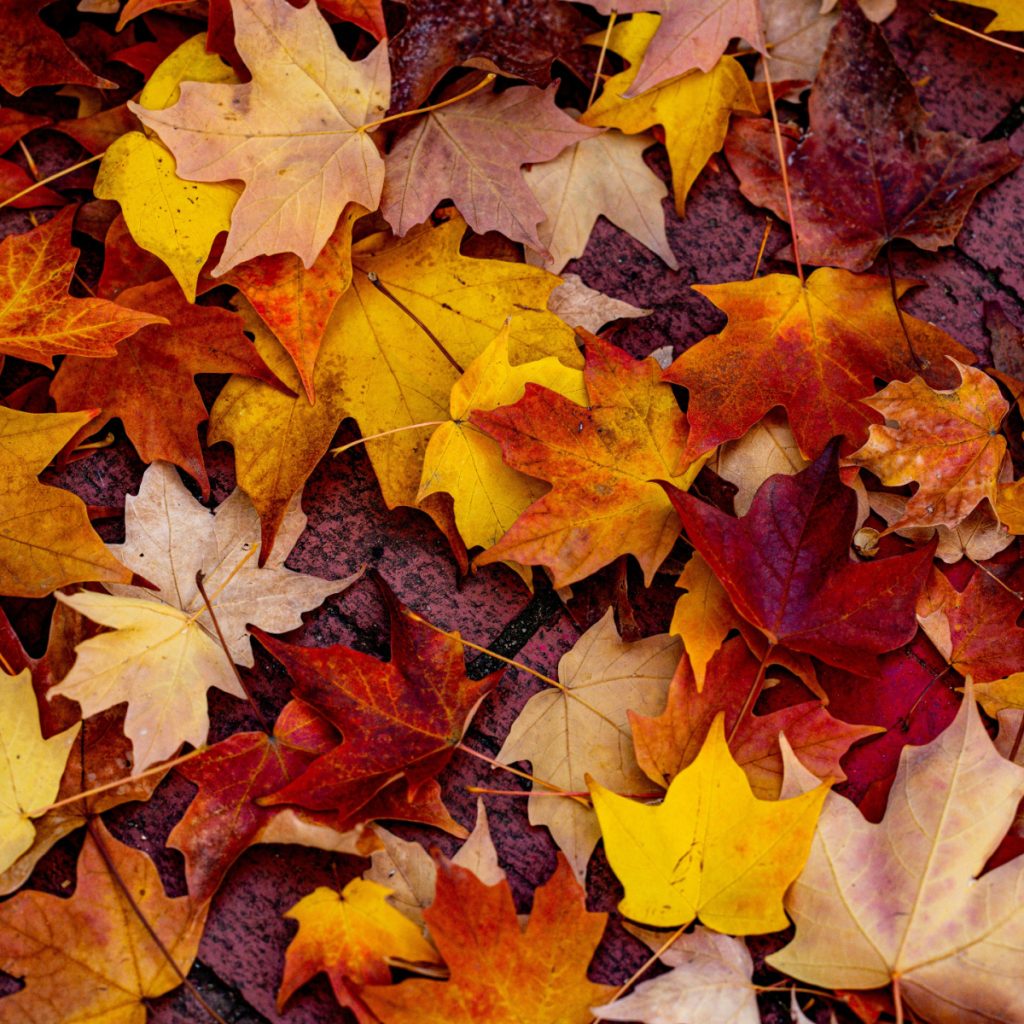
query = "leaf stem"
xmin=25 ymin=748 xmax=207 ymax=817
xmin=456 ymin=742 xmax=591 ymax=806
xmin=885 ymin=244 xmax=927 ymax=371
xmin=751 ymin=217 xmax=772 ymax=278
xmin=362 ymin=270 xmax=465 ymax=373
xmin=360 ymin=74 xmax=497 ymax=133
xmin=760 ymin=57 xmax=804 ymax=284
xmin=331 ymin=420 xmax=445 ymax=456
xmin=727 ymin=643 xmax=774 ymax=745
xmin=0 ymin=151 xmax=104 ymax=212
xmin=930 ymin=11 xmax=1024 ymax=53
xmin=86 ymin=820 xmax=229 ymax=1024
xmin=586 ymin=10 xmax=617 ymax=111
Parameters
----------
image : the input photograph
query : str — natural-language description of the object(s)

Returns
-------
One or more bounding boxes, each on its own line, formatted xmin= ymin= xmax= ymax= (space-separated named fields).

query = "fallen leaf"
xmin=847 ymin=361 xmax=1008 ymax=530
xmin=665 ymin=269 xmax=974 ymax=461
xmin=546 ymin=273 xmax=651 ymax=332
xmin=256 ymin=582 xmax=502 ymax=822
xmin=0 ymin=0 xmax=116 ymax=95
xmin=210 ymin=216 xmax=579 ymax=557
xmin=0 ymin=407 xmax=132 ymax=598
xmin=726 ymin=3 xmax=1021 ymax=270
xmin=278 ymin=878 xmax=441 ymax=1019
xmin=769 ymin=692 xmax=1024 ymax=1024
xmin=497 ymin=609 xmax=681 ymax=879
xmin=0 ymin=208 xmax=166 ymax=366
xmin=0 ymin=669 xmax=79 ymax=875
xmin=591 ymin=715 xmax=829 ymax=931
xmin=593 ymin=925 xmax=759 ymax=1023
xmin=223 ymin=203 xmax=365 ymax=402
xmin=49 ymin=461 xmax=354 ymax=768
xmin=666 ymin=445 xmax=936 ymax=675
xmin=167 ymin=700 xmax=377 ymax=903
xmin=418 ymin=323 xmax=587 ymax=568
xmin=474 ymin=331 xmax=702 ymax=587
xmin=630 ymin=636 xmax=881 ymax=799
xmin=95 ymin=33 xmax=240 ymax=301
xmin=523 ymin=127 xmax=678 ymax=271
xmin=581 ymin=15 xmax=758 ymax=214
xmin=51 ymin=277 xmax=279 ymax=498
xmin=0 ymin=822 xmax=208 ymax=1023
xmin=133 ymin=0 xmax=390 ymax=273
xmin=360 ymin=855 xmax=616 ymax=1023
xmin=916 ymin=567 xmax=1024 ymax=682
xmin=382 ymin=84 xmax=598 ymax=251
xmin=950 ymin=0 xmax=1024 ymax=31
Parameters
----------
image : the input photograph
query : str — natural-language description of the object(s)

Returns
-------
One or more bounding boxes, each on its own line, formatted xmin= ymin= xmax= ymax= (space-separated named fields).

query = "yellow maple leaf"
xmin=590 ymin=714 xmax=829 ymax=932
xmin=278 ymin=878 xmax=440 ymax=1014
xmin=0 ymin=407 xmax=131 ymax=597
xmin=95 ymin=34 xmax=240 ymax=301
xmin=133 ymin=0 xmax=390 ymax=273
xmin=210 ymin=215 xmax=579 ymax=555
xmin=418 ymin=323 xmax=586 ymax=568
xmin=581 ymin=14 xmax=758 ymax=214
xmin=950 ymin=0 xmax=1024 ymax=31
xmin=0 ymin=670 xmax=79 ymax=875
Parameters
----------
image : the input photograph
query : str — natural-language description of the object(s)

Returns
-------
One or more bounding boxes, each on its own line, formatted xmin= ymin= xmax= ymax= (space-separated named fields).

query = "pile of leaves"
xmin=0 ymin=0 xmax=1023 ymax=1021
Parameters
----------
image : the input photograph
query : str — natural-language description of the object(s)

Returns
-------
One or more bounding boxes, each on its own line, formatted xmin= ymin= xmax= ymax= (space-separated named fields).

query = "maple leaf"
xmin=580 ymin=15 xmax=758 ymax=214
xmin=0 ymin=208 xmax=166 ymax=367
xmin=0 ymin=407 xmax=132 ymax=598
xmin=630 ymin=636 xmax=881 ymax=799
xmin=497 ymin=610 xmax=681 ymax=879
xmin=381 ymin=84 xmax=598 ymax=252
xmin=0 ymin=822 xmax=208 ymax=1023
xmin=387 ymin=0 xmax=599 ymax=112
xmin=951 ymin=0 xmax=1024 ymax=30
xmin=360 ymin=854 xmax=616 ymax=1023
xmin=167 ymin=700 xmax=378 ymax=903
xmin=666 ymin=446 xmax=936 ymax=675
xmin=0 ymin=669 xmax=79 ymax=875
xmin=133 ymin=0 xmax=390 ymax=274
xmin=916 ymin=567 xmax=1024 ymax=683
xmin=0 ymin=0 xmax=116 ymax=96
xmin=847 ymin=361 xmax=1008 ymax=530
xmin=224 ymin=202 xmax=366 ymax=402
xmin=770 ymin=692 xmax=1024 ymax=1023
xmin=418 ymin=324 xmax=587 ymax=572
xmin=593 ymin=925 xmax=759 ymax=1023
xmin=364 ymin=800 xmax=506 ymax=929
xmin=579 ymin=0 xmax=765 ymax=91
xmin=867 ymin=491 xmax=1012 ymax=565
xmin=474 ymin=331 xmax=702 ymax=588
xmin=726 ymin=3 xmax=1021 ymax=271
xmin=278 ymin=878 xmax=441 ymax=1019
xmin=591 ymin=714 xmax=829 ymax=931
xmin=256 ymin=582 xmax=502 ymax=822
xmin=49 ymin=462 xmax=355 ymax=768
xmin=546 ymin=273 xmax=651 ymax=332
xmin=522 ymin=127 xmax=678 ymax=272
xmin=50 ymin=277 xmax=280 ymax=498
xmin=665 ymin=269 xmax=975 ymax=461
xmin=95 ymin=33 xmax=241 ymax=302
xmin=210 ymin=215 xmax=580 ymax=557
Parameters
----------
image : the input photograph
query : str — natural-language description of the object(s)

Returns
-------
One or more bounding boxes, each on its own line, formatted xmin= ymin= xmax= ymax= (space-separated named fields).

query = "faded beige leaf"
xmin=547 ymin=274 xmax=651 ymax=333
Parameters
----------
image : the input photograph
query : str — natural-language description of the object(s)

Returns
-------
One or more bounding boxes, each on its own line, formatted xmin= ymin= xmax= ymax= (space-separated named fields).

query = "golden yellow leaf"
xmin=278 ymin=878 xmax=440 ymax=1013
xmin=669 ymin=552 xmax=740 ymax=690
xmin=94 ymin=34 xmax=240 ymax=301
xmin=418 ymin=323 xmax=586 ymax=567
xmin=590 ymin=714 xmax=829 ymax=932
xmin=0 ymin=407 xmax=131 ymax=597
xmin=973 ymin=674 xmax=1024 ymax=716
xmin=0 ymin=670 xmax=79 ymax=875
xmin=210 ymin=216 xmax=579 ymax=553
xmin=951 ymin=0 xmax=1024 ymax=31
xmin=581 ymin=15 xmax=758 ymax=213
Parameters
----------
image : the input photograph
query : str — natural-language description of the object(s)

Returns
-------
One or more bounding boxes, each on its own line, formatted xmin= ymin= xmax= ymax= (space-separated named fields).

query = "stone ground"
xmin=0 ymin=0 xmax=1022 ymax=1021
